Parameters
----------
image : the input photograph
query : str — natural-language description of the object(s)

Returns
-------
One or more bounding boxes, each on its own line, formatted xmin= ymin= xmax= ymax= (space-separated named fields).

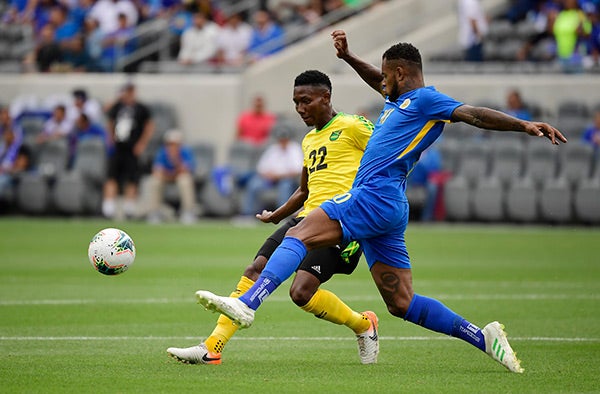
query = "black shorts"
xmin=107 ymin=148 xmax=141 ymax=184
xmin=255 ymin=217 xmax=361 ymax=283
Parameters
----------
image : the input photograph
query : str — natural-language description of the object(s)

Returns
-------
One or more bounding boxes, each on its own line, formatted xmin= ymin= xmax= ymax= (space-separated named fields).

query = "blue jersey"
xmin=353 ymin=86 xmax=462 ymax=193
xmin=322 ymin=86 xmax=462 ymax=269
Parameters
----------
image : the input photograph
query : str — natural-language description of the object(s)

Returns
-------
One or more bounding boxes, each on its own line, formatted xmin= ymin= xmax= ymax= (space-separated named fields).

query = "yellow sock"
xmin=205 ymin=276 xmax=255 ymax=353
xmin=300 ymin=289 xmax=370 ymax=334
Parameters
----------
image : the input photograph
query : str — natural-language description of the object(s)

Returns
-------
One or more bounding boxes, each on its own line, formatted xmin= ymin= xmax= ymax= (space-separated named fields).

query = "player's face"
xmin=381 ymin=58 xmax=400 ymax=102
xmin=293 ymin=85 xmax=330 ymax=128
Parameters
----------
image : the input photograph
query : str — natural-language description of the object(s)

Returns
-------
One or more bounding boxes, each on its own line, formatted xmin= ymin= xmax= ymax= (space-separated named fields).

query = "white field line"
xmin=0 ymin=336 xmax=598 ymax=342
xmin=1 ymin=293 xmax=599 ymax=306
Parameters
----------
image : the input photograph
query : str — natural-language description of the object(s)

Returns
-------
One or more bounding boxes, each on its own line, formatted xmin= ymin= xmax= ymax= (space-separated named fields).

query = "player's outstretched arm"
xmin=452 ymin=104 xmax=568 ymax=145
xmin=256 ymin=167 xmax=309 ymax=224
xmin=331 ymin=30 xmax=384 ymax=96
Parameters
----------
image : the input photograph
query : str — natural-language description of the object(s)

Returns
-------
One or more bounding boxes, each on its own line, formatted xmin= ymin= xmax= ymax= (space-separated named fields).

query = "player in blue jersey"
xmin=196 ymin=30 xmax=567 ymax=373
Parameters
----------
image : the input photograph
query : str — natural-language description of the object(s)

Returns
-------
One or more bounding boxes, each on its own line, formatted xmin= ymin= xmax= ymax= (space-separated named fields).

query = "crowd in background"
xmin=0 ymin=0 xmax=382 ymax=73
xmin=2 ymin=82 xmax=600 ymax=223
xmin=0 ymin=83 xmax=313 ymax=224
xmin=460 ymin=0 xmax=600 ymax=71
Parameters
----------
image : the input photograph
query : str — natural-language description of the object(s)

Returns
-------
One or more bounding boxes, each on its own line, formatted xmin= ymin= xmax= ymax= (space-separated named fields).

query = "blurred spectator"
xmin=457 ymin=0 xmax=488 ymax=62
xmin=102 ymin=83 xmax=154 ymax=219
xmin=69 ymin=0 xmax=95 ymax=31
xmin=2 ymin=0 xmax=34 ymax=24
xmin=36 ymin=104 xmax=73 ymax=144
xmin=236 ymin=94 xmax=276 ymax=146
xmin=89 ymin=0 xmax=138 ymax=35
xmin=504 ymin=89 xmax=532 ymax=121
xmin=177 ymin=12 xmax=220 ymax=65
xmin=48 ymin=4 xmax=79 ymax=46
xmin=324 ymin=0 xmax=347 ymax=13
xmin=274 ymin=0 xmax=323 ymax=36
xmin=100 ymin=12 xmax=137 ymax=71
xmin=138 ymin=0 xmax=180 ymax=21
xmin=68 ymin=112 xmax=108 ymax=166
xmin=0 ymin=107 xmax=28 ymax=201
xmin=215 ymin=12 xmax=252 ymax=67
xmin=582 ymin=107 xmax=600 ymax=150
xmin=67 ymin=88 xmax=104 ymax=125
xmin=247 ymin=9 xmax=285 ymax=62
xmin=84 ymin=17 xmax=105 ymax=68
xmin=407 ymin=146 xmax=442 ymax=222
xmin=553 ymin=0 xmax=592 ymax=72
xmin=504 ymin=0 xmax=538 ymax=24
xmin=167 ymin=5 xmax=193 ymax=57
xmin=30 ymin=0 xmax=57 ymax=35
xmin=240 ymin=124 xmax=303 ymax=217
xmin=62 ymin=35 xmax=95 ymax=72
xmin=24 ymin=24 xmax=63 ymax=72
xmin=188 ymin=0 xmax=224 ymax=24
xmin=516 ymin=1 xmax=560 ymax=61
xmin=146 ymin=129 xmax=197 ymax=224
xmin=587 ymin=3 xmax=600 ymax=66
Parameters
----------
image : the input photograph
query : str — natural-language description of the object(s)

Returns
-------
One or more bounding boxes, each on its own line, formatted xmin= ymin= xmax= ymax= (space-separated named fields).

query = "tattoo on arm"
xmin=453 ymin=105 xmax=525 ymax=132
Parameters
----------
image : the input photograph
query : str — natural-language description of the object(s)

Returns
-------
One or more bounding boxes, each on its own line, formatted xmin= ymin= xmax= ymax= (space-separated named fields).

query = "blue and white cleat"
xmin=195 ymin=290 xmax=255 ymax=328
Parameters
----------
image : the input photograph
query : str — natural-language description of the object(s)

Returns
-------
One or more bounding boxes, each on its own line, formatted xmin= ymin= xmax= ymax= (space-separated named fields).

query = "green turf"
xmin=0 ymin=218 xmax=599 ymax=393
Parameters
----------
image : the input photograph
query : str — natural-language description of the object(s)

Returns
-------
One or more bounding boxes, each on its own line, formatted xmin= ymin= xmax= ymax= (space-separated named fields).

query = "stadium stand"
xmin=455 ymin=139 xmax=491 ymax=186
xmin=1 ymin=0 xmax=599 ymax=226
xmin=489 ymin=138 xmax=525 ymax=186
xmin=16 ymin=172 xmax=50 ymax=214
xmin=574 ymin=176 xmax=600 ymax=224
xmin=443 ymin=175 xmax=472 ymax=221
xmin=505 ymin=176 xmax=539 ymax=223
xmin=471 ymin=175 xmax=504 ymax=222
xmin=539 ymin=176 xmax=573 ymax=223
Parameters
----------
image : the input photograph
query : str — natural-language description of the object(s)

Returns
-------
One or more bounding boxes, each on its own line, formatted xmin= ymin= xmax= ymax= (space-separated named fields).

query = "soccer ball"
xmin=88 ymin=228 xmax=136 ymax=275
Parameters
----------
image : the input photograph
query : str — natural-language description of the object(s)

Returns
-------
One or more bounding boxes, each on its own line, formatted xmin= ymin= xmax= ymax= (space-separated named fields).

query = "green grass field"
xmin=0 ymin=218 xmax=599 ymax=393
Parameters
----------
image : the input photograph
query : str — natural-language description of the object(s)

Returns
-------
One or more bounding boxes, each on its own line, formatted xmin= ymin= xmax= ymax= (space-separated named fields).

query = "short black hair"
xmin=73 ymin=88 xmax=87 ymax=100
xmin=294 ymin=70 xmax=332 ymax=93
xmin=382 ymin=43 xmax=422 ymax=69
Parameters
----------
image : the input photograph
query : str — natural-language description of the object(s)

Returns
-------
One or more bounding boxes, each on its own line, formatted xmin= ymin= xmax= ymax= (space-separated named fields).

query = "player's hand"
xmin=256 ymin=210 xmax=279 ymax=224
xmin=331 ymin=30 xmax=349 ymax=59
xmin=525 ymin=121 xmax=568 ymax=145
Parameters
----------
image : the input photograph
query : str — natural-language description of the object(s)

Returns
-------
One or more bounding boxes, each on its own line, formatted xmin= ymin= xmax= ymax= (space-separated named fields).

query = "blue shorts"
xmin=321 ymin=184 xmax=411 ymax=269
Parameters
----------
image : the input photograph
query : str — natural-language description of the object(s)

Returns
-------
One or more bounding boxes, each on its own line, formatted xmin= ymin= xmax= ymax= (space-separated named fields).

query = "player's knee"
xmin=289 ymin=283 xmax=314 ymax=307
xmin=386 ymin=304 xmax=407 ymax=318
xmin=285 ymin=226 xmax=304 ymax=242
xmin=242 ymin=257 xmax=267 ymax=281
xmin=385 ymin=299 xmax=411 ymax=318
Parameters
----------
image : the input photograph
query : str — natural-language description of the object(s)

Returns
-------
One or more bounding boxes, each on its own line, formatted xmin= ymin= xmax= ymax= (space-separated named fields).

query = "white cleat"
xmin=482 ymin=321 xmax=524 ymax=373
xmin=166 ymin=342 xmax=222 ymax=365
xmin=195 ymin=290 xmax=255 ymax=328
xmin=356 ymin=311 xmax=379 ymax=364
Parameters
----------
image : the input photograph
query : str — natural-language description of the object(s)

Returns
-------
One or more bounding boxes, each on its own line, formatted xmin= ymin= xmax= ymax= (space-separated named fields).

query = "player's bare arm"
xmin=256 ymin=167 xmax=309 ymax=224
xmin=452 ymin=104 xmax=567 ymax=145
xmin=331 ymin=30 xmax=383 ymax=95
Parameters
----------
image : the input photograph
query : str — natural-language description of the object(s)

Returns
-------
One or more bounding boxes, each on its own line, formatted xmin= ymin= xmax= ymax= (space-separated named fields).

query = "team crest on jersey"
xmin=400 ymin=98 xmax=411 ymax=109
xmin=329 ymin=130 xmax=343 ymax=141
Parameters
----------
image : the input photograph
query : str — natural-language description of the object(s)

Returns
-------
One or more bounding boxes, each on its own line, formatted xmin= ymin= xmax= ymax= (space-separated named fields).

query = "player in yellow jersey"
xmin=167 ymin=70 xmax=377 ymax=365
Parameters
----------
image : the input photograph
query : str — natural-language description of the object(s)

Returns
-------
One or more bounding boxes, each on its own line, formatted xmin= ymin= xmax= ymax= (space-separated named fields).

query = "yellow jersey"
xmin=298 ymin=112 xmax=373 ymax=217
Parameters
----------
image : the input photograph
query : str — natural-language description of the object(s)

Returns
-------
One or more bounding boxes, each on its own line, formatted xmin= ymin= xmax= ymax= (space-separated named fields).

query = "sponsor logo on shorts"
xmin=311 ymin=265 xmax=321 ymax=274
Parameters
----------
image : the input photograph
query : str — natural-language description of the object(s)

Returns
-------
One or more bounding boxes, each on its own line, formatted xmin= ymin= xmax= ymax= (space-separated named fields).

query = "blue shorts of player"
xmin=321 ymin=181 xmax=411 ymax=270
